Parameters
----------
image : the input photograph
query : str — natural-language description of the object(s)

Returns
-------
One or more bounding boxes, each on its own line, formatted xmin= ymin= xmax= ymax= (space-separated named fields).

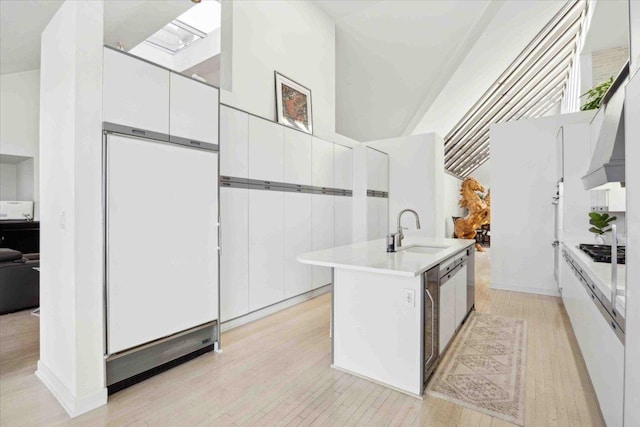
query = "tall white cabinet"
xmin=219 ymin=105 xmax=354 ymax=322
xmin=366 ymin=148 xmax=389 ymax=239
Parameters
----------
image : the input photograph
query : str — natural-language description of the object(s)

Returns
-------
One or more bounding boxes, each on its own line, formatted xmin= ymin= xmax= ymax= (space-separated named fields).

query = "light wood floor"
xmin=1 ymin=250 xmax=604 ymax=426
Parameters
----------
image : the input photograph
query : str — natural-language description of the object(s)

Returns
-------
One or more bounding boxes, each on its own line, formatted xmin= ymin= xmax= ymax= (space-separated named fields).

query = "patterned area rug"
xmin=427 ymin=313 xmax=527 ymax=426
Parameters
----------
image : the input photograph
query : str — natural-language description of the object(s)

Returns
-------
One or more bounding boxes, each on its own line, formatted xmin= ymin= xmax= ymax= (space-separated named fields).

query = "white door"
xmin=248 ymin=189 xmax=284 ymax=310
xmin=379 ymin=197 xmax=389 ymax=237
xmin=367 ymin=197 xmax=380 ymax=240
xmin=284 ymin=128 xmax=312 ymax=186
xmin=248 ymin=117 xmax=284 ymax=182
xmin=169 ymin=73 xmax=219 ymax=144
xmin=106 ymin=135 xmax=218 ymax=354
xmin=103 ymin=48 xmax=170 ymax=134
xmin=334 ymin=195 xmax=353 ymax=247
xmin=312 ymin=138 xmax=334 ymax=189
xmin=220 ymin=106 xmax=249 ymax=178
xmin=312 ymin=194 xmax=334 ymax=289
xmin=334 ymin=145 xmax=353 ymax=190
xmin=284 ymin=192 xmax=313 ymax=298
xmin=220 ymin=187 xmax=249 ymax=321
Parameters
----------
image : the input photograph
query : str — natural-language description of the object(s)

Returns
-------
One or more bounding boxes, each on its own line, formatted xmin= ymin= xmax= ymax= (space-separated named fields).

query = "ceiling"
xmin=334 ymin=0 xmax=497 ymax=142
xmin=0 ymin=0 xmax=192 ymax=75
xmin=314 ymin=1 xmax=382 ymax=20
xmin=0 ymin=0 xmax=64 ymax=75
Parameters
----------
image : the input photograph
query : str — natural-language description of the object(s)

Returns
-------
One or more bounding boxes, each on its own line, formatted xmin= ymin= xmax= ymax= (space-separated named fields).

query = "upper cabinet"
xmin=366 ymin=148 xmax=389 ymax=192
xmin=334 ymin=145 xmax=353 ymax=190
xmin=284 ymin=128 xmax=312 ymax=186
xmin=220 ymin=106 xmax=249 ymax=178
xmin=103 ymin=48 xmax=170 ymax=134
xmin=169 ymin=73 xmax=219 ymax=145
xmin=312 ymin=137 xmax=334 ymax=189
xmin=248 ymin=116 xmax=284 ymax=182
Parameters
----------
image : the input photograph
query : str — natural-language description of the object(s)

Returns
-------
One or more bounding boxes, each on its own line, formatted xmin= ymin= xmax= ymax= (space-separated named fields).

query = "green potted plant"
xmin=580 ymin=77 xmax=614 ymax=111
xmin=588 ymin=212 xmax=617 ymax=244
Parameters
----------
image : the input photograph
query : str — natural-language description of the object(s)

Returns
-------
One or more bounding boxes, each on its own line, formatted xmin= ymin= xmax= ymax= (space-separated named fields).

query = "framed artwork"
xmin=275 ymin=72 xmax=313 ymax=134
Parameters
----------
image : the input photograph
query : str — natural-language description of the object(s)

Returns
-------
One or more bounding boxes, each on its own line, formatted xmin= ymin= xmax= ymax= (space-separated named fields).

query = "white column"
xmin=37 ymin=0 xmax=106 ymax=417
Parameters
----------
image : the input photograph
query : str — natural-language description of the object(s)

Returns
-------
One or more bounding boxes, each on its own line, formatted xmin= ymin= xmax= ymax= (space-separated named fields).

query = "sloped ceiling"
xmin=0 ymin=0 xmax=191 ymax=75
xmin=334 ymin=0 xmax=498 ymax=142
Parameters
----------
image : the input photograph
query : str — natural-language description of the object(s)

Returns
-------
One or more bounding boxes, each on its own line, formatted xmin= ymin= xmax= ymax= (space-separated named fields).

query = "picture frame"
xmin=275 ymin=71 xmax=313 ymax=134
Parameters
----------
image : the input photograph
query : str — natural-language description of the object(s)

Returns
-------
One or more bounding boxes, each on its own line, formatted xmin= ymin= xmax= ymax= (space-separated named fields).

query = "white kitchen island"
xmin=298 ymin=234 xmax=476 ymax=397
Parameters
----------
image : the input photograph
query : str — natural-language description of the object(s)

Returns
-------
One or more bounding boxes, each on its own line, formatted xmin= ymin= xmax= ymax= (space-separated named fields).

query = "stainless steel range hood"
xmin=582 ymin=62 xmax=629 ymax=190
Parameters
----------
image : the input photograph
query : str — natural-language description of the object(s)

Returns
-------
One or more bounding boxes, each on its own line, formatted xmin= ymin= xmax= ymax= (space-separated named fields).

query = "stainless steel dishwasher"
xmin=423 ymin=266 xmax=440 ymax=383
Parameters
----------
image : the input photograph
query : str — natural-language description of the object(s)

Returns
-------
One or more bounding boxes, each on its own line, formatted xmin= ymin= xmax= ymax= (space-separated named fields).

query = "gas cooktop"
xmin=579 ymin=244 xmax=625 ymax=264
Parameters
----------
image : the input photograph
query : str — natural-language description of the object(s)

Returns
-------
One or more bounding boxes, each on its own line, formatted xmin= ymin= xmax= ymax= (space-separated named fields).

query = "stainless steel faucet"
xmin=396 ymin=209 xmax=421 ymax=248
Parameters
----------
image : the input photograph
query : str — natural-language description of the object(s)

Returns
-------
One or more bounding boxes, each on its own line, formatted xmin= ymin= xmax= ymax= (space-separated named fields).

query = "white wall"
xmin=490 ymin=112 xmax=594 ymax=296
xmin=468 ymin=159 xmax=490 ymax=189
xmin=220 ymin=0 xmax=338 ymax=142
xmin=37 ymin=0 xmax=106 ymax=417
xmin=0 ymin=70 xmax=40 ymax=217
xmin=0 ymin=163 xmax=17 ymax=200
xmin=16 ymin=158 xmax=34 ymax=200
xmin=367 ymin=133 xmax=444 ymax=238
xmin=443 ymin=173 xmax=463 ymax=238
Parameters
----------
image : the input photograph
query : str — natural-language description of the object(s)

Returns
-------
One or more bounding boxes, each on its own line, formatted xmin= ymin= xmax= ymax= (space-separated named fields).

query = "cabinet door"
xmin=334 ymin=195 xmax=353 ymax=247
xmin=334 ymin=145 xmax=353 ymax=190
xmin=379 ymin=197 xmax=389 ymax=237
xmin=583 ymin=293 xmax=624 ymax=427
xmin=284 ymin=192 xmax=312 ymax=298
xmin=312 ymin=194 xmax=334 ymax=289
xmin=366 ymin=148 xmax=389 ymax=192
xmin=248 ymin=117 xmax=284 ymax=182
xmin=103 ymin=48 xmax=169 ymax=134
xmin=248 ymin=189 xmax=284 ymax=310
xmin=312 ymin=138 xmax=334 ymax=189
xmin=439 ymin=278 xmax=456 ymax=350
xmin=455 ymin=265 xmax=468 ymax=327
xmin=220 ymin=187 xmax=249 ymax=321
xmin=169 ymin=73 xmax=218 ymax=144
xmin=284 ymin=128 xmax=312 ymax=186
xmin=367 ymin=197 xmax=380 ymax=240
xmin=220 ymin=106 xmax=249 ymax=178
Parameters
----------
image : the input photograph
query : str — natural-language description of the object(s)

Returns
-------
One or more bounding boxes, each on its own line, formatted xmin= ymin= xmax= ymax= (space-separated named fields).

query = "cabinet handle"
xmin=131 ymin=128 xmax=146 ymax=135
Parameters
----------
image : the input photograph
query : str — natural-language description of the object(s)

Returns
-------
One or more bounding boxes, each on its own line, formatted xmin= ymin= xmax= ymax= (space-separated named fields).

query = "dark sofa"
xmin=0 ymin=248 xmax=39 ymax=315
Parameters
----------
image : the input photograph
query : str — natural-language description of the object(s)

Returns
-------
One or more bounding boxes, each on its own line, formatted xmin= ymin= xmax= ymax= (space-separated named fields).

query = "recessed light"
xmin=191 ymin=0 xmax=201 ymax=3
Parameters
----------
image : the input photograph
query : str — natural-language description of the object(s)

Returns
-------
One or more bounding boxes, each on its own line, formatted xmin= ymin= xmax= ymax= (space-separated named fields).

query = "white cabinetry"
xmin=312 ymin=137 xmax=334 ymax=188
xmin=220 ymin=106 xmax=249 ymax=178
xmin=367 ymin=197 xmax=388 ymax=239
xmin=249 ymin=117 xmax=284 ymax=182
xmin=169 ymin=73 xmax=218 ymax=144
xmin=284 ymin=192 xmax=312 ymax=298
xmin=561 ymin=252 xmax=624 ymax=427
xmin=220 ymin=187 xmax=249 ymax=321
xmin=334 ymin=196 xmax=353 ymax=247
xmin=312 ymin=194 xmax=334 ymax=289
xmin=248 ymin=189 xmax=284 ymax=310
xmin=103 ymin=48 xmax=169 ymax=134
xmin=334 ymin=145 xmax=353 ymax=190
xmin=366 ymin=148 xmax=389 ymax=192
xmin=284 ymin=128 xmax=312 ymax=186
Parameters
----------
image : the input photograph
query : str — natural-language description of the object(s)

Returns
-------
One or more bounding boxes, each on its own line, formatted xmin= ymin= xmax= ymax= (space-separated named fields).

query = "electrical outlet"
xmin=402 ymin=289 xmax=415 ymax=307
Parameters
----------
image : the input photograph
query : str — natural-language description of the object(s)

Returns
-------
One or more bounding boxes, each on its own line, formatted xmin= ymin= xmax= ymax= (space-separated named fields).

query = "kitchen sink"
xmin=402 ymin=245 xmax=450 ymax=254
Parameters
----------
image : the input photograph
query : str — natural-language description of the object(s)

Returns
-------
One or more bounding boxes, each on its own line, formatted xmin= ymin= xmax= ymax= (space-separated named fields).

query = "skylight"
xmin=444 ymin=0 xmax=587 ymax=178
xmin=144 ymin=0 xmax=221 ymax=54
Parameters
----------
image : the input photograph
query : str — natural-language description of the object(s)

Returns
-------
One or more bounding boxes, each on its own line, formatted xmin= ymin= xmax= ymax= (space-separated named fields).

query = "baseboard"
xmin=221 ymin=284 xmax=332 ymax=333
xmin=490 ymin=282 xmax=560 ymax=297
xmin=36 ymin=360 xmax=107 ymax=418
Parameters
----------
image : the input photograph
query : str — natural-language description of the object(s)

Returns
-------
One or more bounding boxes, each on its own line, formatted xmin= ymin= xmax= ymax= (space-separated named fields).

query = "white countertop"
xmin=298 ymin=234 xmax=475 ymax=277
xmin=562 ymin=240 xmax=626 ymax=316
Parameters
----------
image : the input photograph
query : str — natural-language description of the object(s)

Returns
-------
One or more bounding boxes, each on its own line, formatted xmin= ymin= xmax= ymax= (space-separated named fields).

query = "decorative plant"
xmin=588 ymin=212 xmax=617 ymax=235
xmin=580 ymin=76 xmax=614 ymax=111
